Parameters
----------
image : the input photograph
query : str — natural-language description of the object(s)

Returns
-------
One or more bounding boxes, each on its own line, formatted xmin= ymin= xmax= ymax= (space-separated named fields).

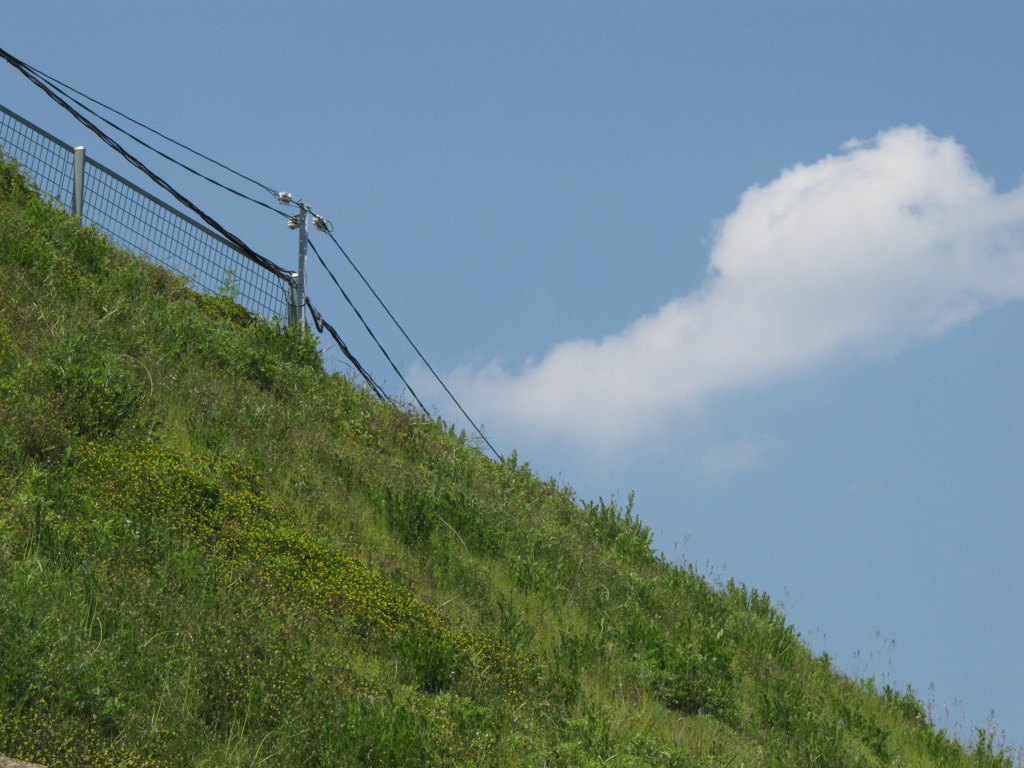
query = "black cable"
xmin=23 ymin=66 xmax=287 ymax=218
xmin=321 ymin=228 xmax=500 ymax=460
xmin=306 ymin=298 xmax=388 ymax=401
xmin=29 ymin=65 xmax=280 ymax=196
xmin=307 ymin=239 xmax=430 ymax=414
xmin=0 ymin=46 xmax=292 ymax=280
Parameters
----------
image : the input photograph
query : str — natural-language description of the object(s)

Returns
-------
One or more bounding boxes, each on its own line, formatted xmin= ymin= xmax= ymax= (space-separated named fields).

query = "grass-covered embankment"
xmin=0 ymin=151 xmax=1014 ymax=767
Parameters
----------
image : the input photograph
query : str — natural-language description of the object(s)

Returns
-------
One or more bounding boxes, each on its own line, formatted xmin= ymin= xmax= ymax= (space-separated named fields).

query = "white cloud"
xmin=445 ymin=126 xmax=1024 ymax=450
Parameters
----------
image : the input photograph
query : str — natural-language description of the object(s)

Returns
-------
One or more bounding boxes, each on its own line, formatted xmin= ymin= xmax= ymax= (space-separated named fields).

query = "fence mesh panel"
xmin=80 ymin=159 xmax=289 ymax=318
xmin=0 ymin=104 xmax=75 ymax=205
xmin=1 ymin=103 xmax=290 ymax=320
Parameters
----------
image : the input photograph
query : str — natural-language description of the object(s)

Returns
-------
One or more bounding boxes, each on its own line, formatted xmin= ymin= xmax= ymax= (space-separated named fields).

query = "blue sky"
xmin=4 ymin=1 xmax=1022 ymax=753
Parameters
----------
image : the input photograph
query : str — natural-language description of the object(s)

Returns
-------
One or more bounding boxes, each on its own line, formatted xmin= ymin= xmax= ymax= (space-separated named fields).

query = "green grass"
xmin=0 ymin=149 xmax=1018 ymax=767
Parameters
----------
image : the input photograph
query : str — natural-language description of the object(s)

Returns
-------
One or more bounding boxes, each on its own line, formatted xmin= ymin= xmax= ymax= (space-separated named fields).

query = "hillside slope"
xmin=0 ymin=153 xmax=1012 ymax=768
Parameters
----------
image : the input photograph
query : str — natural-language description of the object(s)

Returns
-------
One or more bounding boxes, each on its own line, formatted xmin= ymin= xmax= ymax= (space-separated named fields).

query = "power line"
xmin=317 ymin=228 xmax=500 ymax=460
xmin=307 ymin=238 xmax=430 ymax=414
xmin=305 ymin=297 xmax=388 ymax=401
xmin=22 ymin=63 xmax=281 ymax=197
xmin=0 ymin=45 xmax=292 ymax=280
xmin=18 ymin=61 xmax=286 ymax=217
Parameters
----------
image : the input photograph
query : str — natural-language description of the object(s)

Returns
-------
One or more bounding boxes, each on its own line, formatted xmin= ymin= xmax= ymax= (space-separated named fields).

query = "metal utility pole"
xmin=280 ymin=193 xmax=309 ymax=329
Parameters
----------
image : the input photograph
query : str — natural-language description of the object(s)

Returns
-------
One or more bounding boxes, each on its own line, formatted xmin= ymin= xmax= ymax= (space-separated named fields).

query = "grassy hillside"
xmin=0 ymin=151 xmax=1013 ymax=768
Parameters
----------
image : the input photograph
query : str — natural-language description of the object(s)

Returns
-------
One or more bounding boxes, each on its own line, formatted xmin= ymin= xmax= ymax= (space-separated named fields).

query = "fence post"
xmin=72 ymin=146 xmax=86 ymax=217
xmin=287 ymin=203 xmax=309 ymax=329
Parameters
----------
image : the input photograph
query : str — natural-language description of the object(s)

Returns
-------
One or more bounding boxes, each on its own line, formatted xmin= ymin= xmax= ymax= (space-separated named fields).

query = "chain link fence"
xmin=1 ymin=103 xmax=291 ymax=320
